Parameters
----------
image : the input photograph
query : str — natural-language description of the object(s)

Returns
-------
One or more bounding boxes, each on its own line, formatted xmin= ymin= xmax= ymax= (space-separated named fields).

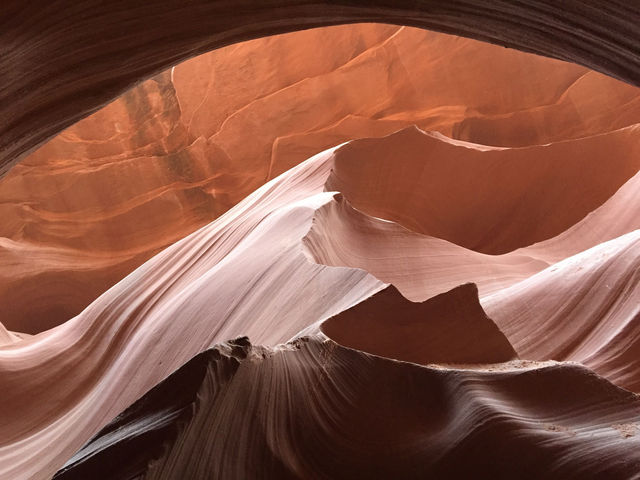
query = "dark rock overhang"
xmin=1 ymin=0 xmax=638 ymax=177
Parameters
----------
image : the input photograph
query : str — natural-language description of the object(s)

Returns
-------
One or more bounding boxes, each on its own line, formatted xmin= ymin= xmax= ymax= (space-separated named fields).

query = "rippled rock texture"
xmin=55 ymin=336 xmax=640 ymax=480
xmin=2 ymin=24 xmax=640 ymax=333
xmin=1 ymin=16 xmax=640 ymax=480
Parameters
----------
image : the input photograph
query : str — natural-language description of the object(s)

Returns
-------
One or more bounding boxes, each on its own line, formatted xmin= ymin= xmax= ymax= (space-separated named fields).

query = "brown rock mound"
xmin=321 ymin=283 xmax=517 ymax=365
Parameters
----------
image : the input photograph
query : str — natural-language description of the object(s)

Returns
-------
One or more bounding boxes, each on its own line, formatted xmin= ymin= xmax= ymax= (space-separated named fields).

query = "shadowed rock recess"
xmin=1 ymin=6 xmax=640 ymax=480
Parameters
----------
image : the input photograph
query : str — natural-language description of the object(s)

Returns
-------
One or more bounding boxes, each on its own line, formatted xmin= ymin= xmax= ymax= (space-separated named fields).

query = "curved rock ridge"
xmin=53 ymin=338 xmax=254 ymax=480
xmin=304 ymin=160 xmax=640 ymax=303
xmin=484 ymin=230 xmax=640 ymax=393
xmin=303 ymin=193 xmax=549 ymax=300
xmin=522 ymin=167 xmax=640 ymax=264
xmin=1 ymin=123 xmax=638 ymax=478
xmin=304 ymin=156 xmax=640 ymax=394
xmin=326 ymin=125 xmax=640 ymax=254
xmin=5 ymin=23 xmax=640 ymax=333
xmin=55 ymin=336 xmax=640 ymax=480
xmin=2 ymin=1 xmax=640 ymax=176
xmin=0 ymin=322 xmax=22 ymax=346
xmin=321 ymin=283 xmax=518 ymax=365
xmin=306 ymin=157 xmax=640 ymax=394
xmin=303 ymin=134 xmax=640 ymax=392
xmin=0 ymin=147 xmax=387 ymax=480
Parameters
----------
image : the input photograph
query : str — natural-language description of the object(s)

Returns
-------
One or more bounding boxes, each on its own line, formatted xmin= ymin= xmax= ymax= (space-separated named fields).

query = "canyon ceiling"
xmin=1 ymin=1 xmax=640 ymax=176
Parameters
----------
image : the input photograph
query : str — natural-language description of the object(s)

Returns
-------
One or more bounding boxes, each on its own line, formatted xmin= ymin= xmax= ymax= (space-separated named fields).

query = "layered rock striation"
xmin=0 ymin=12 xmax=639 ymax=480
xmin=3 ymin=25 xmax=640 ymax=333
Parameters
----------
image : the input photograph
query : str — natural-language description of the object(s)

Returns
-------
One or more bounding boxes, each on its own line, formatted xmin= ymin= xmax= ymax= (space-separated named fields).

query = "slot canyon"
xmin=1 ymin=3 xmax=639 ymax=479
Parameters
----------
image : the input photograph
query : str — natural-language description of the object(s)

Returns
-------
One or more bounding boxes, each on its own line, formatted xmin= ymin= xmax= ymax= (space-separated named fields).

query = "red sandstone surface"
xmin=0 ymin=22 xmax=639 ymax=480
xmin=2 ymin=24 xmax=640 ymax=333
